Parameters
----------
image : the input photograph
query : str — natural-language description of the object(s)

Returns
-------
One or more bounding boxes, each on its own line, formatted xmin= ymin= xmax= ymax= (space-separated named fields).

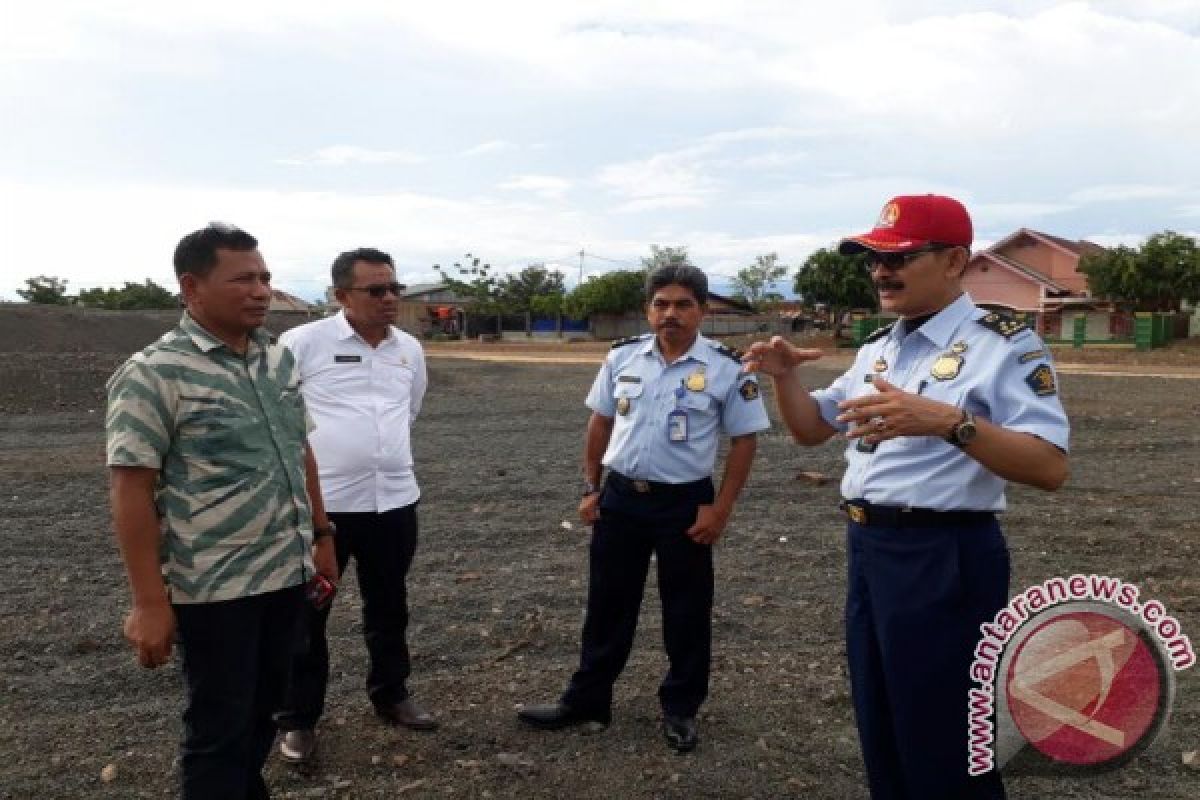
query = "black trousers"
xmin=845 ymin=517 xmax=1009 ymax=800
xmin=562 ymin=476 xmax=715 ymax=718
xmin=174 ymin=584 xmax=304 ymax=800
xmin=277 ymin=504 xmax=418 ymax=729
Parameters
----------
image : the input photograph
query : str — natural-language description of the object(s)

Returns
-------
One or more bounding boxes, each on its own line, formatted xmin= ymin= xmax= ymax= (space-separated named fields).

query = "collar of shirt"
xmin=890 ymin=292 xmax=976 ymax=350
xmin=334 ymin=309 xmax=395 ymax=347
xmin=179 ymin=311 xmax=272 ymax=355
xmin=638 ymin=333 xmax=711 ymax=367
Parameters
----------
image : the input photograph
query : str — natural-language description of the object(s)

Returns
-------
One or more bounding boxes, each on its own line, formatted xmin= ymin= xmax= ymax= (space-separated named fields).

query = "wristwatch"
xmin=314 ymin=520 xmax=337 ymax=540
xmin=582 ymin=480 xmax=599 ymax=497
xmin=946 ymin=410 xmax=978 ymax=448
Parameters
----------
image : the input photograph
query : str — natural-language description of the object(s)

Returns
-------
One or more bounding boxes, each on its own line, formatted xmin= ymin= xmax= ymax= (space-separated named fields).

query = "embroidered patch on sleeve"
xmin=1025 ymin=364 xmax=1057 ymax=396
xmin=1018 ymin=349 xmax=1046 ymax=364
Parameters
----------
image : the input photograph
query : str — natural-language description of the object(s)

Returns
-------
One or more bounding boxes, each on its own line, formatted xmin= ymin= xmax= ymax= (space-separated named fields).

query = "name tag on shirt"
xmin=334 ymin=355 xmax=362 ymax=363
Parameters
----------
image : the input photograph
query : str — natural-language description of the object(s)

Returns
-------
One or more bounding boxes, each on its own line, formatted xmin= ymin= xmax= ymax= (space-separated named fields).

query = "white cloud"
xmin=1068 ymin=184 xmax=1188 ymax=204
xmin=497 ymin=174 xmax=571 ymax=199
xmin=0 ymin=179 xmax=597 ymax=299
xmin=597 ymin=149 xmax=717 ymax=210
xmin=277 ymin=145 xmax=425 ymax=167
xmin=971 ymin=202 xmax=1077 ymax=221
xmin=610 ymin=195 xmax=708 ymax=214
xmin=1082 ymin=233 xmax=1153 ymax=249
xmin=2 ymin=2 xmax=1198 ymax=302
xmin=462 ymin=140 xmax=515 ymax=157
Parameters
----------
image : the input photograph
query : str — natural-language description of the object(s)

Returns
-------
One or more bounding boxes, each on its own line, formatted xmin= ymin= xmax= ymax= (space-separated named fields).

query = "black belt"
xmin=840 ymin=499 xmax=995 ymax=528
xmin=607 ymin=471 xmax=709 ymax=497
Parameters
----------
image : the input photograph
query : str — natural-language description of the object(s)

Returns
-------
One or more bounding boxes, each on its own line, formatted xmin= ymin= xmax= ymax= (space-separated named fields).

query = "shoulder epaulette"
xmin=712 ymin=342 xmax=744 ymax=363
xmin=864 ymin=323 xmax=893 ymax=344
xmin=977 ymin=312 xmax=1029 ymax=339
xmin=610 ymin=333 xmax=650 ymax=350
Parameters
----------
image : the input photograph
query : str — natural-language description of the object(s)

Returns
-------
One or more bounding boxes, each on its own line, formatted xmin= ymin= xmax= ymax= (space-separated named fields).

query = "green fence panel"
xmin=1134 ymin=313 xmax=1154 ymax=351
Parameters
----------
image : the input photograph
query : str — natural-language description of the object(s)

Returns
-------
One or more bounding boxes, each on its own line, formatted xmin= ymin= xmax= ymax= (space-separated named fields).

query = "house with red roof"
xmin=961 ymin=228 xmax=1106 ymax=314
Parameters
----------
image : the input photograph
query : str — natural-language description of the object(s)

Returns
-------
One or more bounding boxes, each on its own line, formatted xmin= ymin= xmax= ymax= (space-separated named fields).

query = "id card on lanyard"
xmin=669 ymin=384 xmax=688 ymax=442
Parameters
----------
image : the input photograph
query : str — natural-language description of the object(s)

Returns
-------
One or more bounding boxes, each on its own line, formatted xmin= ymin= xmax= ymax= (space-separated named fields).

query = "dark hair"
xmin=331 ymin=248 xmax=395 ymax=289
xmin=645 ymin=263 xmax=708 ymax=304
xmin=173 ymin=223 xmax=258 ymax=278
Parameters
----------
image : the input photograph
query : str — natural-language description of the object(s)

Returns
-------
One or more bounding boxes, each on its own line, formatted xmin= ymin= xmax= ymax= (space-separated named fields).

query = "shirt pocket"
xmin=680 ymin=390 xmax=716 ymax=416
xmin=376 ymin=357 xmax=415 ymax=390
xmin=613 ymin=381 xmax=644 ymax=415
xmin=176 ymin=395 xmax=260 ymax=459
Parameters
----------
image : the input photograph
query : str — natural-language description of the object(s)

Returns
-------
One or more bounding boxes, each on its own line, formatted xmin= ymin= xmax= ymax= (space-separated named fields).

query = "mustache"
xmin=657 ymin=319 xmax=681 ymax=328
xmin=874 ymin=279 xmax=905 ymax=291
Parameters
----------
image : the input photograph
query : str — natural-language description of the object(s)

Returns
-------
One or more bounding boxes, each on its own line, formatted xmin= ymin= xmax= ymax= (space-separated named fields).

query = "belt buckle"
xmin=632 ymin=480 xmax=651 ymax=493
xmin=846 ymin=504 xmax=867 ymax=524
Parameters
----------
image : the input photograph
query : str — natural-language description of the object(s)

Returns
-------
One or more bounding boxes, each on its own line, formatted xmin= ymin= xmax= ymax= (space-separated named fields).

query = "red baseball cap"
xmin=838 ymin=194 xmax=973 ymax=254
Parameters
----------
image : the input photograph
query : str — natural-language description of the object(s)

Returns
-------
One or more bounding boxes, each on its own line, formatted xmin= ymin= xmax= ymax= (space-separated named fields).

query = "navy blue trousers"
xmin=846 ymin=518 xmax=1008 ymax=800
xmin=174 ymin=584 xmax=304 ymax=800
xmin=277 ymin=505 xmax=418 ymax=730
xmin=562 ymin=477 xmax=715 ymax=717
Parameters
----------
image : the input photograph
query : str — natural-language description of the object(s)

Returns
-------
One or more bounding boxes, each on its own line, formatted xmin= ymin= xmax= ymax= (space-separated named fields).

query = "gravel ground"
xmin=0 ymin=309 xmax=1197 ymax=798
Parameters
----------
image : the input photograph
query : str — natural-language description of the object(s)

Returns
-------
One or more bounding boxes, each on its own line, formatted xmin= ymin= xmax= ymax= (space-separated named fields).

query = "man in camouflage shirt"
xmin=106 ymin=223 xmax=338 ymax=800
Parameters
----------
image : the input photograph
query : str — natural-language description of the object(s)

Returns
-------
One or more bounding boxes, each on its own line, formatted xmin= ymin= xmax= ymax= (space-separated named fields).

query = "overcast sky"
xmin=2 ymin=1 xmax=1198 ymax=301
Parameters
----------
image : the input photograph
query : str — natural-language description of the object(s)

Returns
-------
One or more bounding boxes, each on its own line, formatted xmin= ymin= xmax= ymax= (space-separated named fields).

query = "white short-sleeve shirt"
xmin=280 ymin=311 xmax=427 ymax=513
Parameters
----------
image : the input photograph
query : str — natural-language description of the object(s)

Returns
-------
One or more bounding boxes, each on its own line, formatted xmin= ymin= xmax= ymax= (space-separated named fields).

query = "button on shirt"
xmin=280 ymin=312 xmax=427 ymax=513
xmin=811 ymin=294 xmax=1070 ymax=511
xmin=105 ymin=312 xmax=314 ymax=604
xmin=586 ymin=334 xmax=770 ymax=483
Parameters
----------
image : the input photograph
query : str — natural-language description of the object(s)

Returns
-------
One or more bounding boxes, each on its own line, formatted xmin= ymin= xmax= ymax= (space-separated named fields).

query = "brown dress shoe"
xmin=374 ymin=697 xmax=438 ymax=731
xmin=279 ymin=728 xmax=317 ymax=763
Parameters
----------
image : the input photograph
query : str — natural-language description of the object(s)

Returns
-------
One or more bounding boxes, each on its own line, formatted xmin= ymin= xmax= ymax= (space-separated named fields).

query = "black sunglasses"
xmin=865 ymin=244 xmax=957 ymax=271
xmin=347 ymin=282 xmax=405 ymax=298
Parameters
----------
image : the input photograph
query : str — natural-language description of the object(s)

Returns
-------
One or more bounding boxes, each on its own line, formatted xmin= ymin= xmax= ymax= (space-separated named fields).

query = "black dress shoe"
xmin=516 ymin=702 xmax=610 ymax=731
xmin=374 ymin=697 xmax=438 ymax=731
xmin=663 ymin=714 xmax=698 ymax=752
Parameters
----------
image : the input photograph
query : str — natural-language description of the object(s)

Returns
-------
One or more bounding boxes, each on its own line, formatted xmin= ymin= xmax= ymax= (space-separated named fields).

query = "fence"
xmin=589 ymin=312 xmax=788 ymax=341
xmin=1040 ymin=311 xmax=1188 ymax=350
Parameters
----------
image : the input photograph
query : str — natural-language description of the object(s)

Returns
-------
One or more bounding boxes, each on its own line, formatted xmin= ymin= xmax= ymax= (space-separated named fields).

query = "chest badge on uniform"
xmin=685 ymin=370 xmax=706 ymax=392
xmin=616 ymin=396 xmax=631 ymax=415
xmin=930 ymin=353 xmax=963 ymax=381
xmin=951 ymin=341 xmax=968 ymax=354
xmin=873 ymin=357 xmax=888 ymax=373
xmin=1025 ymin=364 xmax=1057 ymax=396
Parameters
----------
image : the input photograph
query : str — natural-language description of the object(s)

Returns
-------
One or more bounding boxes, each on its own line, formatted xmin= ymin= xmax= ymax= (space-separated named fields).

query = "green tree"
xmin=793 ymin=247 xmax=876 ymax=336
xmin=498 ymin=264 xmax=567 ymax=334
xmin=17 ymin=275 xmax=70 ymax=305
xmin=435 ymin=253 xmax=508 ymax=335
xmin=566 ymin=270 xmax=646 ymax=318
xmin=730 ymin=252 xmax=789 ymax=309
xmin=499 ymin=264 xmax=565 ymax=312
xmin=641 ymin=245 xmax=689 ymax=271
xmin=1079 ymin=231 xmax=1200 ymax=311
xmin=78 ymin=279 xmax=179 ymax=310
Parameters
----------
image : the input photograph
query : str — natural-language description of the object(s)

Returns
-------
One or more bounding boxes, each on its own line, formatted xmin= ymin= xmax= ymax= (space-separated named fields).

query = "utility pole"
xmin=578 ymin=249 xmax=585 ymax=287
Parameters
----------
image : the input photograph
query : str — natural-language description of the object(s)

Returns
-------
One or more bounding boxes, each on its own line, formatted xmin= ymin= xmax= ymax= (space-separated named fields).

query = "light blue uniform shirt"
xmin=587 ymin=333 xmax=770 ymax=483
xmin=811 ymin=293 xmax=1070 ymax=511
